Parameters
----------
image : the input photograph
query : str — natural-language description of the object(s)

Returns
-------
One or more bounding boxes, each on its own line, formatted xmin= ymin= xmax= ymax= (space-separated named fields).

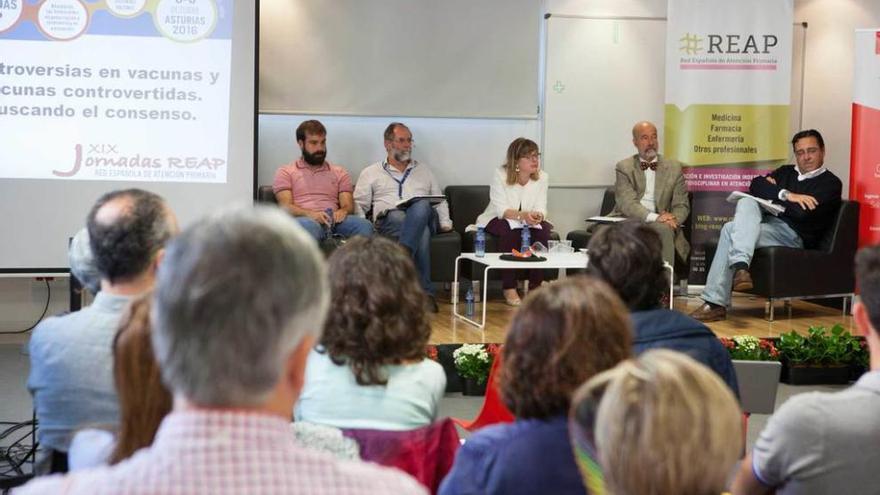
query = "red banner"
xmin=850 ymin=30 xmax=880 ymax=247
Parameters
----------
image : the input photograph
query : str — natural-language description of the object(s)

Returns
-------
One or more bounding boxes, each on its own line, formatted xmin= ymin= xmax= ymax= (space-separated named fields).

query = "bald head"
xmin=632 ymin=121 xmax=659 ymax=161
xmin=87 ymin=189 xmax=177 ymax=284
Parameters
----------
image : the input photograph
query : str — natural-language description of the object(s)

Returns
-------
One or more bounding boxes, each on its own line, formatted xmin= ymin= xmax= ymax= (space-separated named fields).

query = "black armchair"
xmin=746 ymin=200 xmax=860 ymax=320
xmin=565 ymin=187 xmax=616 ymax=250
xmin=255 ymin=186 xmax=462 ymax=283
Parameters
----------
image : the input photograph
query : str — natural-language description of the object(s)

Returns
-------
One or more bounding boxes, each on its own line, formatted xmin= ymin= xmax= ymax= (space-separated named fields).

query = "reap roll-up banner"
xmin=665 ymin=0 xmax=793 ymax=283
xmin=850 ymin=29 xmax=880 ymax=248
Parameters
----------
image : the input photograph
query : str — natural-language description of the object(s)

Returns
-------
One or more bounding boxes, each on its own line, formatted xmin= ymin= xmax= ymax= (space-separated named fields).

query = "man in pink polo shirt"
xmin=273 ymin=120 xmax=373 ymax=242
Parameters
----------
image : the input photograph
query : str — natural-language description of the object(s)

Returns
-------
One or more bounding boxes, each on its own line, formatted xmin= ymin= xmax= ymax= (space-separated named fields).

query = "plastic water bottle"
xmin=520 ymin=226 xmax=531 ymax=252
xmin=465 ymin=286 xmax=475 ymax=316
xmin=475 ymin=227 xmax=486 ymax=258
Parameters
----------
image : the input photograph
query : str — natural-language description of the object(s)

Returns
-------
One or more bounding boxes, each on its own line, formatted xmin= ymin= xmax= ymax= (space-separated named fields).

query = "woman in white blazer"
xmin=475 ymin=138 xmax=551 ymax=306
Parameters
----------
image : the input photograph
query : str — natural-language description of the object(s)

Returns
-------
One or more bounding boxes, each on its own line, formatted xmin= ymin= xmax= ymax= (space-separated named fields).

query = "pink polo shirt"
xmin=272 ymin=158 xmax=354 ymax=211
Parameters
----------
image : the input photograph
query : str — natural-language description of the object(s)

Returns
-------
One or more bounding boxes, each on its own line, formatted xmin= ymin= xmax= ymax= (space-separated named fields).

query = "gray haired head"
xmin=151 ymin=205 xmax=328 ymax=406
xmin=69 ymin=228 xmax=100 ymax=293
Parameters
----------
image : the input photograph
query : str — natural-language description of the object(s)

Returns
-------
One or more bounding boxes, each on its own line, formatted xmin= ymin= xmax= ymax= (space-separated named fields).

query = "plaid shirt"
xmin=15 ymin=410 xmax=427 ymax=495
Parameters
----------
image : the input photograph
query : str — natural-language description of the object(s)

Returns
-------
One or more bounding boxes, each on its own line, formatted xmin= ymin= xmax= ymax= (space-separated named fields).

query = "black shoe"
xmin=425 ymin=295 xmax=439 ymax=313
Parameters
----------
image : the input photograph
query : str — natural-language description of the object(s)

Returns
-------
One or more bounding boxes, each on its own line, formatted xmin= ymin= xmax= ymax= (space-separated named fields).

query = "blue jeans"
xmin=296 ymin=215 xmax=373 ymax=242
xmin=376 ymin=199 xmax=439 ymax=294
xmin=701 ymin=198 xmax=803 ymax=307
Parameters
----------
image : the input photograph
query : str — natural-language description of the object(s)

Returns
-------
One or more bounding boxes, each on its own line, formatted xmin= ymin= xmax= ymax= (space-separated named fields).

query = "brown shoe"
xmin=690 ymin=302 xmax=727 ymax=322
xmin=732 ymin=268 xmax=753 ymax=292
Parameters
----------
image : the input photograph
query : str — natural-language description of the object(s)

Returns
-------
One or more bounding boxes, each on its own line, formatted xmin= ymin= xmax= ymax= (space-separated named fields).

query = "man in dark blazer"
xmin=691 ymin=129 xmax=842 ymax=322
xmin=609 ymin=121 xmax=690 ymax=266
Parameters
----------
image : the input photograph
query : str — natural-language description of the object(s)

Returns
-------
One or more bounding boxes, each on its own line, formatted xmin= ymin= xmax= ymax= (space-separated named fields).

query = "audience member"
xmin=67 ymin=293 xmax=171 ymax=470
xmin=609 ymin=121 xmax=690 ymax=266
xmin=273 ymin=119 xmax=372 ymax=242
xmin=295 ymin=236 xmax=445 ymax=430
xmin=68 ymin=227 xmax=100 ymax=294
xmin=354 ymin=122 xmax=453 ymax=312
xmin=570 ymin=350 xmax=741 ymax=495
xmin=439 ymin=277 xmax=633 ymax=495
xmin=586 ymin=221 xmax=739 ymax=394
xmin=474 ymin=137 xmax=551 ymax=306
xmin=16 ymin=206 xmax=425 ymax=494
xmin=692 ymin=129 xmax=842 ymax=322
xmin=731 ymin=245 xmax=880 ymax=495
xmin=28 ymin=189 xmax=177 ymax=473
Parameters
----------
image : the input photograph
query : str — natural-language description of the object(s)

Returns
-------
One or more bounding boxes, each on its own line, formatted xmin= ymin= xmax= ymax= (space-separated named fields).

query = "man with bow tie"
xmin=691 ymin=129 xmax=842 ymax=322
xmin=608 ymin=121 xmax=690 ymax=266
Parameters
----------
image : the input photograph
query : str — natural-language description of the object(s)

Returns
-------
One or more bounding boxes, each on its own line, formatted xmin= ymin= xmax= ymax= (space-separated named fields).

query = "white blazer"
xmin=473 ymin=168 xmax=549 ymax=229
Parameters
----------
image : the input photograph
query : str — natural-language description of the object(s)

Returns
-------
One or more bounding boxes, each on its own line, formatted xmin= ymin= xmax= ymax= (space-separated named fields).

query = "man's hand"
xmin=333 ymin=209 xmax=347 ymax=224
xmin=766 ymin=176 xmax=777 ymax=185
xmin=787 ymin=192 xmax=818 ymax=210
xmin=657 ymin=212 xmax=678 ymax=229
xmin=306 ymin=210 xmax=330 ymax=225
xmin=440 ymin=225 xmax=453 ymax=233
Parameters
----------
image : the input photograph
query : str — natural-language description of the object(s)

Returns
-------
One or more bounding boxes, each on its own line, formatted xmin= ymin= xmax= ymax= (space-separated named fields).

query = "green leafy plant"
xmin=720 ymin=336 xmax=779 ymax=361
xmin=453 ymin=344 xmax=496 ymax=384
xmin=776 ymin=324 xmax=863 ymax=366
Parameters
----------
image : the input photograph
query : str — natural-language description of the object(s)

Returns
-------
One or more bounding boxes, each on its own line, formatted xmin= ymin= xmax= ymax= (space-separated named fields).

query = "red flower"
xmin=486 ymin=343 xmax=502 ymax=357
xmin=720 ymin=338 xmax=735 ymax=350
xmin=426 ymin=345 xmax=439 ymax=361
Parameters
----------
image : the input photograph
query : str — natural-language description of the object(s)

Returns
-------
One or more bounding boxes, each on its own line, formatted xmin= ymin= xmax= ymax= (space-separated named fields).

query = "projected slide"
xmin=0 ymin=0 xmax=233 ymax=183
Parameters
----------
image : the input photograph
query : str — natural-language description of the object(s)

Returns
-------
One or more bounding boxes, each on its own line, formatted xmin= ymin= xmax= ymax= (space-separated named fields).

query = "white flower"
xmin=453 ymin=344 xmax=491 ymax=366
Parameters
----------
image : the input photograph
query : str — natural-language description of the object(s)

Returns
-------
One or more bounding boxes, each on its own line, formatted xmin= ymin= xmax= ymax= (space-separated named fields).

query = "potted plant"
xmin=720 ymin=336 xmax=782 ymax=414
xmin=776 ymin=324 xmax=862 ymax=385
xmin=453 ymin=343 xmax=498 ymax=396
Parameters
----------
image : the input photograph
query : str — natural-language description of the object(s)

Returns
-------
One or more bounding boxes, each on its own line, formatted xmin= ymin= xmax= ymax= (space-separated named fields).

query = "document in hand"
xmin=506 ymin=219 xmax=544 ymax=229
xmin=395 ymin=195 xmax=446 ymax=208
xmin=726 ymin=191 xmax=785 ymax=216
xmin=586 ymin=216 xmax=626 ymax=224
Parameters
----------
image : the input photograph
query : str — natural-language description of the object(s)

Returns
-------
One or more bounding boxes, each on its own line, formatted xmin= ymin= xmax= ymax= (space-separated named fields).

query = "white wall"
xmin=795 ymin=0 xmax=880 ymax=194
xmin=0 ymin=278 xmax=69 ymax=345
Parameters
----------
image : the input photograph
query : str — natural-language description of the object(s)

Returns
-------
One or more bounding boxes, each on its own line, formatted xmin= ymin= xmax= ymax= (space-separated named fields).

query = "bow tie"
xmin=640 ymin=161 xmax=657 ymax=171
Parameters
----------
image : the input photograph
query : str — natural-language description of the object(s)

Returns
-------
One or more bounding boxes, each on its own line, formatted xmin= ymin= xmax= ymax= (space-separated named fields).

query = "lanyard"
xmin=383 ymin=161 xmax=414 ymax=199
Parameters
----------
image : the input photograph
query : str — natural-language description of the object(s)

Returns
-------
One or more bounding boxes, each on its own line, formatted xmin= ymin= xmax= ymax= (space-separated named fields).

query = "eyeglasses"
xmin=523 ymin=152 xmax=541 ymax=160
xmin=392 ymin=138 xmax=414 ymax=145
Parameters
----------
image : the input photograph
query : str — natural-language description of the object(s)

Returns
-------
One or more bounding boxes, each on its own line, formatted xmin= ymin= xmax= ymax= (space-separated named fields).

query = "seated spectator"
xmin=570 ymin=349 xmax=741 ymax=495
xmin=474 ymin=137 xmax=551 ymax=306
xmin=68 ymin=293 xmax=171 ymax=470
xmin=273 ymin=119 xmax=373 ymax=242
xmin=439 ymin=277 xmax=633 ymax=495
xmin=586 ymin=221 xmax=739 ymax=395
xmin=28 ymin=189 xmax=177 ymax=473
xmin=731 ymin=245 xmax=880 ymax=495
xmin=15 ymin=206 xmax=425 ymax=494
xmin=295 ymin=236 xmax=446 ymax=430
xmin=68 ymin=227 xmax=100 ymax=294
xmin=70 ymin=293 xmax=358 ymax=470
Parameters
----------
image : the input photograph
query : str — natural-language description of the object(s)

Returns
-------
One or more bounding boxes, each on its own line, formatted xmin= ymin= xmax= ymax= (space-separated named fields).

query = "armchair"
xmin=746 ymin=200 xmax=859 ymax=320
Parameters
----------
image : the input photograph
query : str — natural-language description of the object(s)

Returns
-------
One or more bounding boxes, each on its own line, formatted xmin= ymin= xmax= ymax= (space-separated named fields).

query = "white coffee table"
xmin=452 ymin=252 xmax=588 ymax=329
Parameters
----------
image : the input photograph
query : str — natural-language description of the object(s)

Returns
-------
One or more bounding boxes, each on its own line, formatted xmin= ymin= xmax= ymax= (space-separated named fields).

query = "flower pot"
xmin=462 ymin=377 xmax=487 ymax=396
xmin=732 ymin=360 xmax=781 ymax=414
xmin=782 ymin=364 xmax=851 ymax=385
xmin=437 ymin=344 xmax=463 ymax=393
